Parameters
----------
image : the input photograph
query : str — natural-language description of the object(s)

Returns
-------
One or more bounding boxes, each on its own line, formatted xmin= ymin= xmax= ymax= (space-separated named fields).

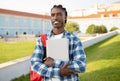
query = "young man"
xmin=31 ymin=5 xmax=86 ymax=81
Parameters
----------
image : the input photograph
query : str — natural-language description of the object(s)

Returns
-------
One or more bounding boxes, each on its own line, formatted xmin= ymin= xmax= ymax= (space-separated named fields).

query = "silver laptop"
xmin=46 ymin=38 xmax=69 ymax=61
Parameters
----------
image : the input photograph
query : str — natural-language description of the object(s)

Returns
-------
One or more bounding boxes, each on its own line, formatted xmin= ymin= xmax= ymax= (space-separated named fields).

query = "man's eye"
xmin=51 ymin=14 xmax=54 ymax=17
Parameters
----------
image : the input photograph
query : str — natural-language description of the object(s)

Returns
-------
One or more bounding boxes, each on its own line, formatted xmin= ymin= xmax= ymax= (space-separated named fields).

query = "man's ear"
xmin=65 ymin=17 xmax=67 ymax=23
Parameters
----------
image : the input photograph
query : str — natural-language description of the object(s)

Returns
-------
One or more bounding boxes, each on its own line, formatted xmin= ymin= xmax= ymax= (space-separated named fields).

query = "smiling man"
xmin=31 ymin=5 xmax=86 ymax=81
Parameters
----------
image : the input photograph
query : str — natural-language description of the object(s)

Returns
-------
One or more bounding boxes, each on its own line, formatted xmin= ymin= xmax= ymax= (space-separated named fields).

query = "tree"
xmin=65 ymin=21 xmax=80 ymax=33
xmin=99 ymin=25 xmax=107 ymax=33
xmin=86 ymin=24 xmax=97 ymax=34
xmin=110 ymin=26 xmax=118 ymax=31
xmin=86 ymin=24 xmax=107 ymax=34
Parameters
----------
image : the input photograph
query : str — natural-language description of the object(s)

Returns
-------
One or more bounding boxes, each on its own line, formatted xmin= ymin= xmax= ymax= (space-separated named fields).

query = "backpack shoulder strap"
xmin=40 ymin=34 xmax=47 ymax=47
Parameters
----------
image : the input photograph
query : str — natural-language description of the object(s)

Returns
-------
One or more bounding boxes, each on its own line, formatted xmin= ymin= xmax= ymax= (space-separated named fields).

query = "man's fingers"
xmin=62 ymin=62 xmax=69 ymax=68
xmin=43 ymin=57 xmax=52 ymax=60
xmin=43 ymin=57 xmax=47 ymax=60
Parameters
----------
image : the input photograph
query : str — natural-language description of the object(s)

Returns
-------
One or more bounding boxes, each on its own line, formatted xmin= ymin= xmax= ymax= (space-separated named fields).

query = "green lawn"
xmin=0 ymin=40 xmax=36 ymax=63
xmin=6 ymin=34 xmax=120 ymax=81
xmin=79 ymin=34 xmax=120 ymax=81
xmin=12 ymin=74 xmax=30 ymax=81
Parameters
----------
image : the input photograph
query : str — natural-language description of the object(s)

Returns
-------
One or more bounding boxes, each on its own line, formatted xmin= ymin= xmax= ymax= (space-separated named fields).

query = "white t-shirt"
xmin=50 ymin=33 xmax=63 ymax=39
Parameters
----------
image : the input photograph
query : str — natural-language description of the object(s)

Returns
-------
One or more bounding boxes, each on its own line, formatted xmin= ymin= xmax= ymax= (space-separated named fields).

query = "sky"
xmin=0 ymin=0 xmax=120 ymax=15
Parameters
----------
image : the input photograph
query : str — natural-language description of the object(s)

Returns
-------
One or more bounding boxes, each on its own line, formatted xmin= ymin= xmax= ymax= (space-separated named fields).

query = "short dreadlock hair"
xmin=51 ymin=5 xmax=67 ymax=23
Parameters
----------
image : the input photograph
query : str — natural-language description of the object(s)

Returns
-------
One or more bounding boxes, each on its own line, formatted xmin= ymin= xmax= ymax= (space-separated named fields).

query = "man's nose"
xmin=53 ymin=15 xmax=58 ymax=20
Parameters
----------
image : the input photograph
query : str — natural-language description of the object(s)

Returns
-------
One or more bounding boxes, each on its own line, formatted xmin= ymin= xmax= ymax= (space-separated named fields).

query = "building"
xmin=70 ymin=1 xmax=120 ymax=17
xmin=107 ymin=1 xmax=120 ymax=11
xmin=0 ymin=8 xmax=52 ymax=37
xmin=68 ymin=10 xmax=120 ymax=33
xmin=66 ymin=2 xmax=120 ymax=33
xmin=0 ymin=1 xmax=120 ymax=37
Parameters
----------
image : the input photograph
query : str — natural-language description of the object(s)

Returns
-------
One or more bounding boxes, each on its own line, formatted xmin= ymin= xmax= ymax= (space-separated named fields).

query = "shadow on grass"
xmin=79 ymin=66 xmax=120 ymax=81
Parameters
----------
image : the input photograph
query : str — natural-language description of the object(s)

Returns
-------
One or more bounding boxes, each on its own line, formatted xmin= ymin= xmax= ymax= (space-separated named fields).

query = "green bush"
xmin=65 ymin=21 xmax=80 ymax=33
xmin=110 ymin=26 xmax=118 ymax=31
xmin=86 ymin=24 xmax=107 ymax=34
xmin=99 ymin=25 xmax=107 ymax=33
xmin=86 ymin=24 xmax=97 ymax=34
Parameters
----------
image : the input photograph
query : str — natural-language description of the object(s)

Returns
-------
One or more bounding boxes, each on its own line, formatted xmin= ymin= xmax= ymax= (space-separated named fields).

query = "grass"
xmin=12 ymin=74 xmax=30 ymax=81
xmin=0 ymin=40 xmax=36 ymax=63
xmin=6 ymin=34 xmax=120 ymax=81
xmin=79 ymin=34 xmax=120 ymax=81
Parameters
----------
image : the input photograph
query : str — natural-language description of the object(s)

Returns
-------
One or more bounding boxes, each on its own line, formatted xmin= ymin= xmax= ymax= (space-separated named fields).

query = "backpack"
xmin=30 ymin=34 xmax=47 ymax=81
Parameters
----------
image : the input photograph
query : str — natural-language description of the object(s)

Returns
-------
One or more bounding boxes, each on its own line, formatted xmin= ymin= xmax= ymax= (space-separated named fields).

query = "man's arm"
xmin=60 ymin=62 xmax=80 ymax=76
xmin=68 ymin=39 xmax=86 ymax=73
xmin=31 ymin=39 xmax=60 ymax=78
xmin=43 ymin=57 xmax=78 ymax=76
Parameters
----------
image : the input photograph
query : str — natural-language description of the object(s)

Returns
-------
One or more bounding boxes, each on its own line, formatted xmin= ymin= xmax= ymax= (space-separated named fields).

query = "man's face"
xmin=51 ymin=8 xmax=66 ymax=28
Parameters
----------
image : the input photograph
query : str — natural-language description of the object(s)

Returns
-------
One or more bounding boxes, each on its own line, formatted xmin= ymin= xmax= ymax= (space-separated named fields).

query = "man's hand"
xmin=60 ymin=62 xmax=80 ymax=76
xmin=43 ymin=57 xmax=54 ymax=67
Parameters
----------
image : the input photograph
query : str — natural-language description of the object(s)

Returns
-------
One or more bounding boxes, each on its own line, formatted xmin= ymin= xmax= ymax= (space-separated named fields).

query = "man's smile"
xmin=54 ymin=21 xmax=60 ymax=24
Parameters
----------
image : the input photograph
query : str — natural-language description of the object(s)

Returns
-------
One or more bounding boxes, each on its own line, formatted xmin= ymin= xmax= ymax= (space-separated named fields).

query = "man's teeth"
xmin=54 ymin=21 xmax=59 ymax=24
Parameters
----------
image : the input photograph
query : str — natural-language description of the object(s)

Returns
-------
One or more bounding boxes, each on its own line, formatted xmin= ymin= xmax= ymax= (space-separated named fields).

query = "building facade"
xmin=68 ymin=10 xmax=120 ymax=33
xmin=0 ymin=5 xmax=120 ymax=37
xmin=0 ymin=9 xmax=52 ymax=37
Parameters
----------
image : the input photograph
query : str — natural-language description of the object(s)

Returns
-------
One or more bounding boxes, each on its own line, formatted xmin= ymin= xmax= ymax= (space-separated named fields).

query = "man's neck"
xmin=52 ymin=28 xmax=64 ymax=35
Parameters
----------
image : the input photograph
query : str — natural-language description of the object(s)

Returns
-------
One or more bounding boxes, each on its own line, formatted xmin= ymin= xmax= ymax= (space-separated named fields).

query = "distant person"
xmin=31 ymin=4 xmax=86 ymax=81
